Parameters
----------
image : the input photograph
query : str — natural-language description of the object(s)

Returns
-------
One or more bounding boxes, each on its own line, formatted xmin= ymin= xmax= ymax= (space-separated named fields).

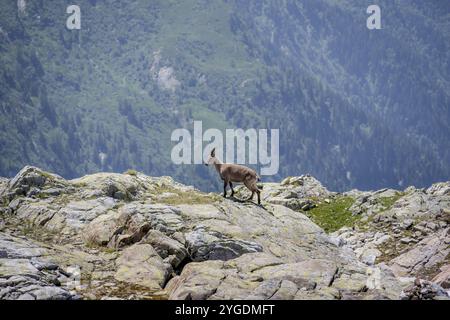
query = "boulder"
xmin=390 ymin=228 xmax=450 ymax=277
xmin=432 ymin=265 xmax=450 ymax=289
xmin=70 ymin=173 xmax=139 ymax=200
xmin=359 ymin=248 xmax=382 ymax=266
xmin=185 ymin=226 xmax=263 ymax=262
xmin=401 ymin=278 xmax=449 ymax=300
xmin=1 ymin=166 xmax=69 ymax=202
xmin=142 ymin=230 xmax=188 ymax=268
xmin=166 ymin=251 xmax=402 ymax=300
xmin=252 ymin=259 xmax=337 ymax=288
xmin=82 ymin=210 xmax=129 ymax=246
xmin=114 ymin=243 xmax=172 ymax=290
xmin=0 ymin=232 xmax=78 ymax=300
xmin=262 ymin=175 xmax=332 ymax=208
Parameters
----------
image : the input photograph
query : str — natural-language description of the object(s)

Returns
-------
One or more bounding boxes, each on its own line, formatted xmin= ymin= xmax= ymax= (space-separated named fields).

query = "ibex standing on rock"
xmin=205 ymin=148 xmax=261 ymax=204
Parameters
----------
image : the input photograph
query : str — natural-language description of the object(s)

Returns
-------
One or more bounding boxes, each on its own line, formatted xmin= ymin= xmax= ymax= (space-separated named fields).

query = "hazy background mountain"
xmin=0 ymin=0 xmax=449 ymax=192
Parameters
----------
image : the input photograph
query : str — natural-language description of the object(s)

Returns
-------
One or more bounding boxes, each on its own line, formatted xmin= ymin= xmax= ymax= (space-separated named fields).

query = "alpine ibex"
xmin=205 ymin=148 xmax=261 ymax=204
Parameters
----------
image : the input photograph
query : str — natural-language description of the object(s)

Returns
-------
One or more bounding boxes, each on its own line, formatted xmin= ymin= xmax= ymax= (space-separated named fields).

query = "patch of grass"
xmin=40 ymin=171 xmax=55 ymax=181
xmin=1 ymin=196 xmax=10 ymax=206
xmin=72 ymin=181 xmax=88 ymax=188
xmin=14 ymin=219 xmax=60 ymax=243
xmin=375 ymin=227 xmax=415 ymax=263
xmin=304 ymin=196 xmax=358 ymax=233
xmin=100 ymin=247 xmax=117 ymax=254
xmin=154 ymin=185 xmax=217 ymax=205
xmin=375 ymin=239 xmax=399 ymax=263
xmin=79 ymin=275 xmax=168 ymax=300
xmin=289 ymin=181 xmax=304 ymax=187
xmin=83 ymin=234 xmax=101 ymax=249
xmin=124 ymin=169 xmax=138 ymax=176
xmin=281 ymin=176 xmax=303 ymax=187
xmin=54 ymin=194 xmax=72 ymax=206
xmin=20 ymin=221 xmax=36 ymax=236
xmin=378 ymin=192 xmax=405 ymax=211
xmin=35 ymin=192 xmax=50 ymax=199
xmin=161 ymin=191 xmax=215 ymax=205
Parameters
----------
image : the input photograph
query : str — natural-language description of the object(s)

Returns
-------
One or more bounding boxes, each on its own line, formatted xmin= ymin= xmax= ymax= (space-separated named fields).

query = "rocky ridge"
xmin=0 ymin=166 xmax=448 ymax=300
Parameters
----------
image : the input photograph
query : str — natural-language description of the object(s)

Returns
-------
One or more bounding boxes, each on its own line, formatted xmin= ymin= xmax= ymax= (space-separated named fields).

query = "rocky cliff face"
xmin=0 ymin=166 xmax=448 ymax=300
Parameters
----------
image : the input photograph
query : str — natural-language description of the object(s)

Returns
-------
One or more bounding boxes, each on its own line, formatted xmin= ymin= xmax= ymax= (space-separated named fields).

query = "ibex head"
xmin=204 ymin=148 xmax=218 ymax=166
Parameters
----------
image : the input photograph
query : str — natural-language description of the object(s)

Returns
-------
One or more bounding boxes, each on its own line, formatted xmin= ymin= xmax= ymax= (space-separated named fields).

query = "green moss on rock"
xmin=304 ymin=196 xmax=358 ymax=233
xmin=154 ymin=185 xmax=218 ymax=205
xmin=378 ymin=192 xmax=405 ymax=212
xmin=124 ymin=169 xmax=138 ymax=176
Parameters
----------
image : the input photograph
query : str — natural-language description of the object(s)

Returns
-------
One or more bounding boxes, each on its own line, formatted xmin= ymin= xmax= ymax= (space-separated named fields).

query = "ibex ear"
xmin=211 ymin=148 xmax=215 ymax=157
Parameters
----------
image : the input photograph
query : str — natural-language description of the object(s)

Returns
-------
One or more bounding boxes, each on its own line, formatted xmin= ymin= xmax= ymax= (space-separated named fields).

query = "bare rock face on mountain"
xmin=331 ymin=183 xmax=449 ymax=288
xmin=0 ymin=232 xmax=79 ymax=300
xmin=0 ymin=166 xmax=449 ymax=300
xmin=256 ymin=175 xmax=333 ymax=210
xmin=390 ymin=229 xmax=449 ymax=278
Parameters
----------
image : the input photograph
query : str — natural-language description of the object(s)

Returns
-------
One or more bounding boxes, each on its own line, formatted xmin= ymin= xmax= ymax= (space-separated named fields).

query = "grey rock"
xmin=114 ymin=243 xmax=172 ymax=290
xmin=262 ymin=175 xmax=332 ymax=207
xmin=374 ymin=234 xmax=391 ymax=245
xmin=3 ymin=167 xmax=448 ymax=300
xmin=432 ymin=265 xmax=450 ymax=289
xmin=400 ymin=237 xmax=417 ymax=244
xmin=82 ymin=210 xmax=128 ymax=246
xmin=401 ymin=219 xmax=414 ymax=230
xmin=401 ymin=279 xmax=449 ymax=300
xmin=0 ymin=232 xmax=77 ymax=300
xmin=142 ymin=230 xmax=188 ymax=268
xmin=185 ymin=226 xmax=263 ymax=262
xmin=328 ymin=236 xmax=345 ymax=247
xmin=390 ymin=228 xmax=450 ymax=277
xmin=2 ymin=166 xmax=68 ymax=202
xmin=359 ymin=248 xmax=382 ymax=266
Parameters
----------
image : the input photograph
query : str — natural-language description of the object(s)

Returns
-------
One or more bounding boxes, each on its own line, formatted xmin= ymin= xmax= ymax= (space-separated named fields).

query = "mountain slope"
xmin=0 ymin=0 xmax=449 ymax=192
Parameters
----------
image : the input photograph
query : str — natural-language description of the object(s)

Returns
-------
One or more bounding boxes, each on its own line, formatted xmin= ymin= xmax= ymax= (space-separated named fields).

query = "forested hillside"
xmin=0 ymin=0 xmax=449 ymax=191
